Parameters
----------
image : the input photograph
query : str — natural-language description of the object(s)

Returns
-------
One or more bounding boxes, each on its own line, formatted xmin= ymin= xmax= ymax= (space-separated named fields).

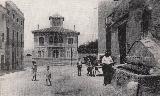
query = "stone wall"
xmin=109 ymin=0 xmax=160 ymax=64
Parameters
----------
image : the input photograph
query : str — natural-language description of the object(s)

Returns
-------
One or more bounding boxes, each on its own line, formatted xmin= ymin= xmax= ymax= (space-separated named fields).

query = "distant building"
xmin=0 ymin=1 xmax=24 ymax=70
xmin=32 ymin=14 xmax=80 ymax=65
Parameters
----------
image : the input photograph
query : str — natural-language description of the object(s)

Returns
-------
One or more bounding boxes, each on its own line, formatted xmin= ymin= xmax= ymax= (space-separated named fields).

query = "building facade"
xmin=0 ymin=1 xmax=24 ymax=70
xmin=98 ymin=0 xmax=119 ymax=59
xmin=105 ymin=0 xmax=160 ymax=66
xmin=0 ymin=5 xmax=7 ymax=70
xmin=32 ymin=15 xmax=80 ymax=65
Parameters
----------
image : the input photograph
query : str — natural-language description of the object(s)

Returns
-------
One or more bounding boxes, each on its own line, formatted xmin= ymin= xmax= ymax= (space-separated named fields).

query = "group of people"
xmin=31 ymin=61 xmax=52 ymax=86
xmin=77 ymin=58 xmax=100 ymax=77
xmin=31 ymin=50 xmax=114 ymax=86
xmin=77 ymin=50 xmax=115 ymax=86
xmin=76 ymin=56 xmax=100 ymax=77
xmin=86 ymin=58 xmax=99 ymax=77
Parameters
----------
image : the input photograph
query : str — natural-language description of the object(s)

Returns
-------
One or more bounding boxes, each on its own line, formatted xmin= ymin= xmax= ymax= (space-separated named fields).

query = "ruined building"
xmin=0 ymin=1 xmax=24 ymax=70
xmin=32 ymin=14 xmax=80 ymax=65
xmin=105 ymin=0 xmax=160 ymax=65
xmin=104 ymin=0 xmax=160 ymax=95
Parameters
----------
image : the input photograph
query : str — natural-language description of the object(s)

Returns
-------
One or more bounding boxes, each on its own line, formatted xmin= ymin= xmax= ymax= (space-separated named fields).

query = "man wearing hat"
xmin=102 ymin=50 xmax=114 ymax=85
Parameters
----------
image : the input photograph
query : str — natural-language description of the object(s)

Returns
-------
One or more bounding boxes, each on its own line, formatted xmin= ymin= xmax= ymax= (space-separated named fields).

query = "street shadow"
xmin=0 ymin=68 xmax=26 ymax=76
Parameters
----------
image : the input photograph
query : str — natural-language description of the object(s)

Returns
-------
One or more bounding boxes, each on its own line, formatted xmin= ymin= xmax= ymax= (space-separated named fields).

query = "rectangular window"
xmin=16 ymin=18 xmax=19 ymax=23
xmin=60 ymin=50 xmax=64 ymax=57
xmin=12 ymin=30 xmax=14 ymax=46
xmin=68 ymin=38 xmax=73 ymax=44
xmin=13 ymin=14 xmax=15 ymax=19
xmin=38 ymin=51 xmax=41 ymax=57
xmin=2 ymin=33 xmax=4 ymax=42
xmin=21 ymin=34 xmax=23 ymax=47
xmin=17 ymin=32 xmax=18 ymax=47
xmin=7 ymin=27 xmax=9 ymax=45
xmin=21 ymin=21 xmax=23 ymax=25
xmin=17 ymin=49 xmax=19 ymax=57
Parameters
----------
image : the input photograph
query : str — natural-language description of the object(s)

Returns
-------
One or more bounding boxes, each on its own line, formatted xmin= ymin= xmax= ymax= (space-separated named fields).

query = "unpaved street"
xmin=0 ymin=65 xmax=117 ymax=96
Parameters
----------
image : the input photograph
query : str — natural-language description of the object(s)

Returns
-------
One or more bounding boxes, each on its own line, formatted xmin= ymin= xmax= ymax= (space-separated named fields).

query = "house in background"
xmin=32 ymin=14 xmax=80 ymax=65
xmin=0 ymin=1 xmax=24 ymax=70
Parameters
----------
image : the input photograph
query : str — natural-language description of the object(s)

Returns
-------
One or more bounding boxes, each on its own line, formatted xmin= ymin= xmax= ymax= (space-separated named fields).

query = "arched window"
xmin=49 ymin=36 xmax=53 ymax=45
xmin=54 ymin=34 xmax=58 ymax=43
xmin=39 ymin=37 xmax=44 ymax=46
xmin=59 ymin=35 xmax=63 ymax=43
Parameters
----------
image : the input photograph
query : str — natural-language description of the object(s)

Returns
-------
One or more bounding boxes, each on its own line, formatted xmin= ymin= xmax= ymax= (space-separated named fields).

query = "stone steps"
xmin=48 ymin=61 xmax=65 ymax=66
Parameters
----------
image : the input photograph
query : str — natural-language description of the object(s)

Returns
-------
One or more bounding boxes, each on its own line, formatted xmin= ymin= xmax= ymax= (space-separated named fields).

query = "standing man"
xmin=102 ymin=50 xmax=114 ymax=86
xmin=46 ymin=66 xmax=52 ymax=86
xmin=77 ymin=58 xmax=82 ymax=76
xmin=32 ymin=61 xmax=37 ymax=81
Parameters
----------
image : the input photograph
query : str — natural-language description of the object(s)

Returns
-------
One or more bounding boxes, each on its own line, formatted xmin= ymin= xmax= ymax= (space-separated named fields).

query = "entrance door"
xmin=118 ymin=23 xmax=127 ymax=64
xmin=53 ymin=50 xmax=59 ymax=58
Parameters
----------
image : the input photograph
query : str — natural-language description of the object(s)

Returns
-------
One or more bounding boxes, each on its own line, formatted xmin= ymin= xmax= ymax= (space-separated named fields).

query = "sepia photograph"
xmin=0 ymin=0 xmax=160 ymax=96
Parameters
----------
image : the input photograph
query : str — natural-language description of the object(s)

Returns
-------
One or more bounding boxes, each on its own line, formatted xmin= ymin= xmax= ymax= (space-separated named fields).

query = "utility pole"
xmin=71 ymin=46 xmax=72 ymax=66
xmin=71 ymin=25 xmax=75 ymax=66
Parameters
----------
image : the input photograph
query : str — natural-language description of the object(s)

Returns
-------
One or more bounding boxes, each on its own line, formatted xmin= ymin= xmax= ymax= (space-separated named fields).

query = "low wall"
xmin=32 ymin=58 xmax=78 ymax=66
xmin=112 ymin=67 xmax=160 ymax=96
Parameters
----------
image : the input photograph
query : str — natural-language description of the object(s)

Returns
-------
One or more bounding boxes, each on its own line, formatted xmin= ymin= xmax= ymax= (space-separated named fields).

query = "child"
xmin=32 ymin=61 xmax=37 ymax=81
xmin=46 ymin=66 xmax=52 ymax=86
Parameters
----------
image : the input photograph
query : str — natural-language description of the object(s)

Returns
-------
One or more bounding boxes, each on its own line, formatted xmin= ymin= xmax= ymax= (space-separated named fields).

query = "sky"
xmin=0 ymin=0 xmax=100 ymax=50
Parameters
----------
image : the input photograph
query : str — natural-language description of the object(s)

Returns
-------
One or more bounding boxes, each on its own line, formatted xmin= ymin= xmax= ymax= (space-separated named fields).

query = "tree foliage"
xmin=78 ymin=39 xmax=98 ymax=54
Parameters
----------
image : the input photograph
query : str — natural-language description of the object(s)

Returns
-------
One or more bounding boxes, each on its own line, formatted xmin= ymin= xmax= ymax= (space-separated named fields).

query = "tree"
xmin=78 ymin=39 xmax=98 ymax=54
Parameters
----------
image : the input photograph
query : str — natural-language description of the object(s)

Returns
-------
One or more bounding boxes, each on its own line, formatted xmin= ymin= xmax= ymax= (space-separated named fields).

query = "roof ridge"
xmin=32 ymin=27 xmax=80 ymax=35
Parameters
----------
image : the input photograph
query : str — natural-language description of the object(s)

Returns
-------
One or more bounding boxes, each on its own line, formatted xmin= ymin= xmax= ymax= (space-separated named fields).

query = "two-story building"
xmin=0 ymin=5 xmax=6 ymax=70
xmin=32 ymin=14 xmax=80 ymax=65
xmin=0 ymin=1 xmax=24 ymax=70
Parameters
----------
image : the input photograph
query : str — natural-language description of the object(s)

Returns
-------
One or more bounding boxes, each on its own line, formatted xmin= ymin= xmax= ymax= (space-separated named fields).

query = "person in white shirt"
xmin=102 ymin=55 xmax=113 ymax=65
xmin=77 ymin=58 xmax=82 ymax=76
xmin=102 ymin=51 xmax=114 ymax=86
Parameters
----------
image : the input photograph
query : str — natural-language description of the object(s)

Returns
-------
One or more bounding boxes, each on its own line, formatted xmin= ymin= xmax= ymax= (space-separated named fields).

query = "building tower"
xmin=49 ymin=14 xmax=64 ymax=27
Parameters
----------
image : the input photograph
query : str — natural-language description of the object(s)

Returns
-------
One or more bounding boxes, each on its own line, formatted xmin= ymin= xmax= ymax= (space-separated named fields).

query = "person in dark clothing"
xmin=102 ymin=51 xmax=114 ymax=86
xmin=77 ymin=58 xmax=82 ymax=76
xmin=87 ymin=59 xmax=92 ymax=76
xmin=46 ymin=66 xmax=52 ymax=86
xmin=32 ymin=61 xmax=37 ymax=81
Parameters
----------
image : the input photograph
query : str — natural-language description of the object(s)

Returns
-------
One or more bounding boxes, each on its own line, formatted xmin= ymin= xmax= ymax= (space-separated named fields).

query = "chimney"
xmin=37 ymin=24 xmax=39 ymax=29
xmin=74 ymin=25 xmax=75 ymax=31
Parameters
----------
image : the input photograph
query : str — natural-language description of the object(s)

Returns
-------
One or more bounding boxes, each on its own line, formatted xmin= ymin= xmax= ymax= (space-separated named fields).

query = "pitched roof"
xmin=32 ymin=27 xmax=80 ymax=35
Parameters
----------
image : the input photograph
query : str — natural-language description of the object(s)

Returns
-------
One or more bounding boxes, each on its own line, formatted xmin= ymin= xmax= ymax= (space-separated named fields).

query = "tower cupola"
xmin=49 ymin=14 xmax=64 ymax=27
